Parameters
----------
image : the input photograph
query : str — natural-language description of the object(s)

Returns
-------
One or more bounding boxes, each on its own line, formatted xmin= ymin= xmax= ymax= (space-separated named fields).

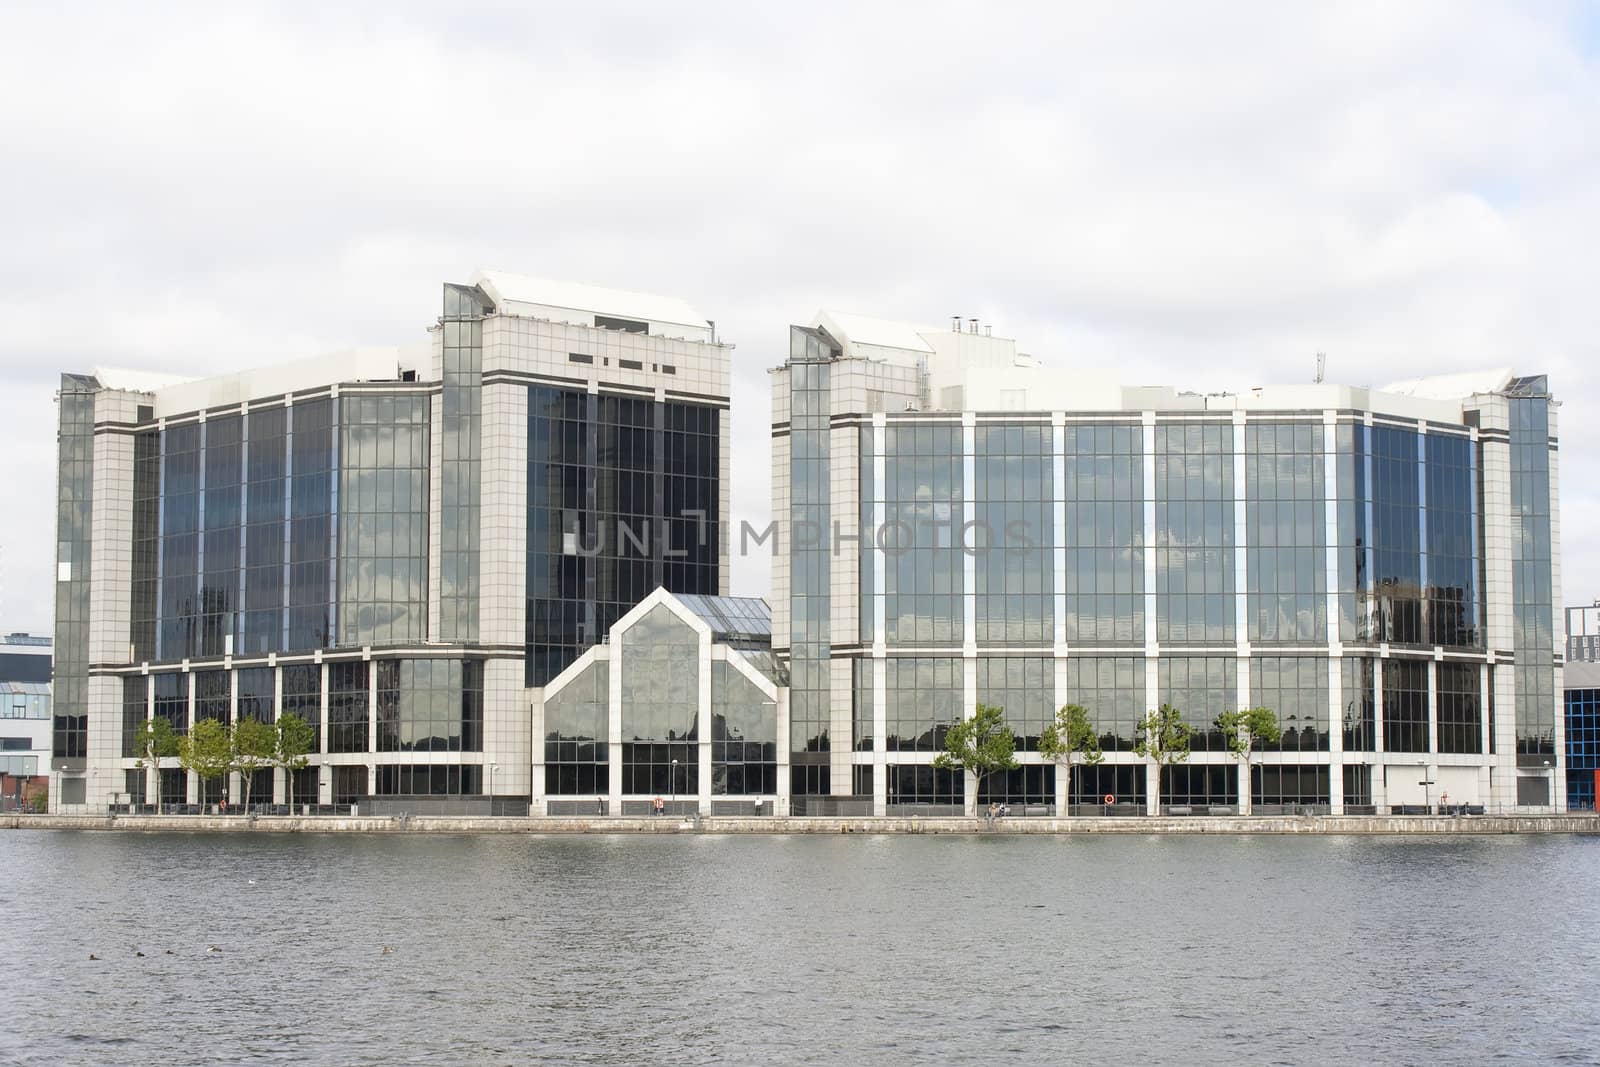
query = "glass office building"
xmin=1564 ymin=659 xmax=1599 ymax=811
xmin=50 ymin=272 xmax=731 ymax=812
xmin=771 ymin=312 xmax=1565 ymax=815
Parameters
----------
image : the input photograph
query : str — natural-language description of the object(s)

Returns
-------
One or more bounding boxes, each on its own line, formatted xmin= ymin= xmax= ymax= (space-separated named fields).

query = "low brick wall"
xmin=5 ymin=813 xmax=1600 ymax=835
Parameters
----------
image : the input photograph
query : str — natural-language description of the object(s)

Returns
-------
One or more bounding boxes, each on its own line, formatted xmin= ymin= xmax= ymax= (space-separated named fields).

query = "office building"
xmin=50 ymin=272 xmax=731 ymax=812
xmin=1567 ymin=603 xmax=1600 ymax=664
xmin=771 ymin=312 xmax=1565 ymax=815
xmin=1 ymin=633 xmax=51 ymax=810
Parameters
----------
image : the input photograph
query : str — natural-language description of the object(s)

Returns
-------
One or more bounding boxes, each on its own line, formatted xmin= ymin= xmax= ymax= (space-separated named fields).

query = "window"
xmin=567 ymin=352 xmax=594 ymax=364
xmin=1156 ymin=422 xmax=1235 ymax=643
xmin=618 ymin=358 xmax=643 ymax=371
xmin=1065 ymin=423 xmax=1144 ymax=643
xmin=545 ymin=660 xmax=609 ymax=795
xmin=328 ymin=661 xmax=369 ymax=754
xmin=1383 ymin=658 xmax=1429 ymax=753
xmin=594 ymin=315 xmax=648 ymax=334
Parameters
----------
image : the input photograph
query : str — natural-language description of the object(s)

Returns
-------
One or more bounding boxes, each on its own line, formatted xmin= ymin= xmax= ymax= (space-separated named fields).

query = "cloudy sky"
xmin=1 ymin=1 xmax=1596 ymax=633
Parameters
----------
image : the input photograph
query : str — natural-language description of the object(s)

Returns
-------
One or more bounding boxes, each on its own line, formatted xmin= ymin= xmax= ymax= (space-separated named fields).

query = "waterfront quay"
xmin=7 ymin=813 xmax=1599 ymax=835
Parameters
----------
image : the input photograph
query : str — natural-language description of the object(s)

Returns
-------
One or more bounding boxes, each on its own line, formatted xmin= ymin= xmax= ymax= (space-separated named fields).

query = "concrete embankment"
xmin=4 ymin=813 xmax=1598 ymax=834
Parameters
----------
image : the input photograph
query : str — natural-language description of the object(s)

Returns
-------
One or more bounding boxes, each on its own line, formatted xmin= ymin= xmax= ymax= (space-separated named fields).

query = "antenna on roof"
xmin=1314 ymin=352 xmax=1326 ymax=384
xmin=951 ymin=315 xmax=961 ymax=333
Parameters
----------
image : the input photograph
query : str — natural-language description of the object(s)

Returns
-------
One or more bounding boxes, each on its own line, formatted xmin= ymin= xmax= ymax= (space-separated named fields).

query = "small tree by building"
xmin=133 ymin=717 xmax=180 ymax=811
xmin=1214 ymin=706 xmax=1281 ymax=816
xmin=1133 ymin=704 xmax=1192 ymax=813
xmin=933 ymin=703 xmax=1019 ymax=817
xmin=179 ymin=718 xmax=233 ymax=810
xmin=273 ymin=712 xmax=316 ymax=809
xmin=231 ymin=717 xmax=277 ymax=812
xmin=1038 ymin=703 xmax=1103 ymax=812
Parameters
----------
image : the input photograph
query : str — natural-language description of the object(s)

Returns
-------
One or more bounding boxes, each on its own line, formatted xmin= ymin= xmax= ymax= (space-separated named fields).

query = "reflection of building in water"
xmin=772 ymin=310 xmax=1565 ymax=815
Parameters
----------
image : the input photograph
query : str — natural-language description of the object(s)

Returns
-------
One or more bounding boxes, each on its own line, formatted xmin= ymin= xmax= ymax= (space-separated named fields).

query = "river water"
xmin=2 ymin=830 xmax=1598 ymax=1065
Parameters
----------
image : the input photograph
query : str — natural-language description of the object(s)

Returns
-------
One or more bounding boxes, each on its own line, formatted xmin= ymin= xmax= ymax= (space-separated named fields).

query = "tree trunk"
xmin=1239 ymin=756 xmax=1251 ymax=816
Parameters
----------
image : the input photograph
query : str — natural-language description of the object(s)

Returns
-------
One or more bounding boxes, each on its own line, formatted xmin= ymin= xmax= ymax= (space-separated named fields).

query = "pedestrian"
xmin=653 ymin=795 xmax=664 ymax=817
xmin=596 ymin=795 xmax=604 ymax=816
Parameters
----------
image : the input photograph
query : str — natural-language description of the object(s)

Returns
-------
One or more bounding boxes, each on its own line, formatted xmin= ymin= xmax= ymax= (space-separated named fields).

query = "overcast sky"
xmin=1 ymin=2 xmax=1596 ymax=634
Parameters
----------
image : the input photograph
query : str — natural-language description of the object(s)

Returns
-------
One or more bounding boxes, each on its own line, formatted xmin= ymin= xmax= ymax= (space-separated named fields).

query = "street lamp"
xmin=488 ymin=763 xmax=497 ymax=809
xmin=670 ymin=758 xmax=679 ymax=814
xmin=1417 ymin=759 xmax=1435 ymax=814
xmin=1543 ymin=759 xmax=1553 ymax=814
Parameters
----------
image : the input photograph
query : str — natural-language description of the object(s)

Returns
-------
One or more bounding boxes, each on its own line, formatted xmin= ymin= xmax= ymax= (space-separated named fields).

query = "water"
xmin=3 ymin=831 xmax=1599 ymax=1065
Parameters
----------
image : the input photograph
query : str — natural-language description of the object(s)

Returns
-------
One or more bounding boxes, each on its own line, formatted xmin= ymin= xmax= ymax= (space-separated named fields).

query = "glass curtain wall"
xmin=525 ymin=386 xmax=721 ymax=687
xmin=1064 ymin=423 xmax=1143 ymax=643
xmin=1155 ymin=422 xmax=1234 ymax=644
xmin=440 ymin=283 xmax=486 ymax=642
xmin=882 ymin=423 xmax=963 ymax=644
xmin=620 ymin=605 xmax=699 ymax=794
xmin=1509 ymin=392 xmax=1555 ymax=761
xmin=544 ymin=660 xmax=609 ymax=794
xmin=711 ymin=660 xmax=776 ymax=794
xmin=787 ymin=330 xmax=835 ymax=797
xmin=1246 ymin=422 xmax=1327 ymax=643
xmin=52 ymin=376 xmax=95 ymax=761
xmin=975 ymin=423 xmax=1053 ymax=645
xmin=338 ymin=394 xmax=430 ymax=646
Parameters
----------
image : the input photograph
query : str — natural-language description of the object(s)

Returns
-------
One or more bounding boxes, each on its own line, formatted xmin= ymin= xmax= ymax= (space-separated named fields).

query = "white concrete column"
xmin=608 ymin=644 xmax=624 ymax=813
xmin=1142 ymin=414 xmax=1159 ymax=816
xmin=775 ymin=688 xmax=791 ymax=816
xmin=185 ymin=669 xmax=198 ymax=805
xmin=697 ymin=630 xmax=713 ymax=815
xmin=317 ymin=658 xmax=332 ymax=805
xmin=1328 ymin=655 xmax=1345 ymax=813
xmin=871 ymin=656 xmax=887 ymax=817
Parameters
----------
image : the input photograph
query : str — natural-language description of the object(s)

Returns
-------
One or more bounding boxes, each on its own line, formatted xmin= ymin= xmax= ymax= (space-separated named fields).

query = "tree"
xmin=1038 ymin=703 xmax=1104 ymax=812
xmin=1214 ymin=706 xmax=1281 ymax=816
xmin=1133 ymin=704 xmax=1192 ymax=813
xmin=932 ymin=703 xmax=1019 ymax=817
xmin=272 ymin=712 xmax=317 ymax=809
xmin=133 ymin=717 xmax=180 ymax=810
xmin=231 ymin=717 xmax=277 ymax=812
xmin=179 ymin=718 xmax=233 ymax=810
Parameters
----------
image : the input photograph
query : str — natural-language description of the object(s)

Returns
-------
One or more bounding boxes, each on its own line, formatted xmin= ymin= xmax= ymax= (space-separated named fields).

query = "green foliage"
xmin=1215 ymin=706 xmax=1281 ymax=763
xmin=1039 ymin=704 xmax=1104 ymax=766
xmin=1133 ymin=704 xmax=1192 ymax=766
xmin=232 ymin=717 xmax=277 ymax=809
xmin=1039 ymin=703 xmax=1104 ymax=803
xmin=933 ymin=703 xmax=1019 ymax=801
xmin=273 ymin=713 xmax=316 ymax=775
xmin=179 ymin=718 xmax=233 ymax=785
xmin=133 ymin=716 xmax=180 ymax=772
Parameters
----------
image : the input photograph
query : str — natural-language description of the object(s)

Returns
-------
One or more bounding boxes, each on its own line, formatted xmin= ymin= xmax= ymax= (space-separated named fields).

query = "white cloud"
xmin=0 ymin=0 xmax=1595 ymax=630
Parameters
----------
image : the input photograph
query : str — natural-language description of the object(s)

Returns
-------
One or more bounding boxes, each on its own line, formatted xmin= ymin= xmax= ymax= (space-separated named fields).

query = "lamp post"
xmin=488 ymin=763 xmax=497 ymax=811
xmin=1543 ymin=759 xmax=1553 ymax=814
xmin=1416 ymin=759 xmax=1436 ymax=815
xmin=670 ymin=758 xmax=679 ymax=815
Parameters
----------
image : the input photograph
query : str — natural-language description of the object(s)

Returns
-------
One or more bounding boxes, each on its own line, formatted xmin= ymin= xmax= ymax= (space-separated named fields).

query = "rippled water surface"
xmin=3 ymin=830 xmax=1599 ymax=1065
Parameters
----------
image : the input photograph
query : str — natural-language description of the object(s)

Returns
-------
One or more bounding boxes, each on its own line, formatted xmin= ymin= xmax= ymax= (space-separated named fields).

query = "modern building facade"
xmin=1567 ymin=603 xmax=1600 ymax=664
xmin=1 ymin=633 xmax=52 ymax=810
xmin=534 ymin=587 xmax=780 ymax=815
xmin=771 ymin=313 xmax=1566 ymax=815
xmin=1564 ymin=656 xmax=1599 ymax=811
xmin=50 ymin=272 xmax=731 ymax=812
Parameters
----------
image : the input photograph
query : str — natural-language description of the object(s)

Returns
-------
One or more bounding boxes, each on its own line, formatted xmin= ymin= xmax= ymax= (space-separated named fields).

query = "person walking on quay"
xmin=653 ymin=795 xmax=665 ymax=817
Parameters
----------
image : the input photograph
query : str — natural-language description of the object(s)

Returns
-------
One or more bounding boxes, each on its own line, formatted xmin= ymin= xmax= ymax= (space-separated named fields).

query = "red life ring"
xmin=1103 ymin=793 xmax=1116 ymax=805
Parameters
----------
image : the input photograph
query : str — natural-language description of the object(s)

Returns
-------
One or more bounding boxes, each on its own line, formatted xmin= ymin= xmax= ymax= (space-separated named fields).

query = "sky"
xmin=1 ymin=1 xmax=1596 ymax=634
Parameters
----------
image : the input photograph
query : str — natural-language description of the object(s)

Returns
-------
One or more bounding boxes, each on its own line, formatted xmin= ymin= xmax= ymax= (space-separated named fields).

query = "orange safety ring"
xmin=1103 ymin=793 xmax=1116 ymax=805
